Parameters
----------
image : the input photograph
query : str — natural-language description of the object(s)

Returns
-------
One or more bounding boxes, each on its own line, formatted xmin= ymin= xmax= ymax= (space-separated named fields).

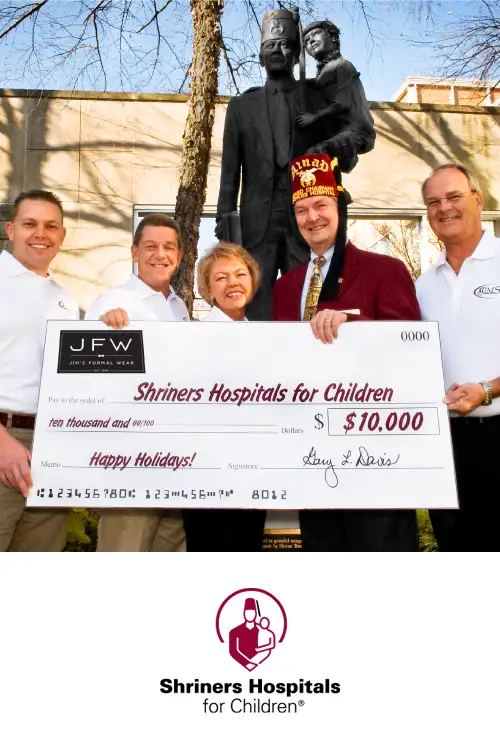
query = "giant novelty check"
xmin=28 ymin=320 xmax=458 ymax=509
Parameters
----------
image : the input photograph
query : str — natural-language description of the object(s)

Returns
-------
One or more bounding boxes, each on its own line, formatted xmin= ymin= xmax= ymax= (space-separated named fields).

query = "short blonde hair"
xmin=197 ymin=242 xmax=260 ymax=305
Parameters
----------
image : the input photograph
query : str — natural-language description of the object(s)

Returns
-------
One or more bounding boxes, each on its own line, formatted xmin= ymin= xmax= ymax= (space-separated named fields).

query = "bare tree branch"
xmin=0 ymin=0 xmax=49 ymax=41
xmin=91 ymin=4 xmax=107 ymax=90
xmin=371 ymin=220 xmax=421 ymax=281
xmin=177 ymin=63 xmax=190 ymax=93
xmin=245 ymin=0 xmax=261 ymax=31
xmin=220 ymin=35 xmax=240 ymax=94
xmin=406 ymin=0 xmax=500 ymax=84
xmin=83 ymin=0 xmax=109 ymax=26
xmin=136 ymin=0 xmax=173 ymax=33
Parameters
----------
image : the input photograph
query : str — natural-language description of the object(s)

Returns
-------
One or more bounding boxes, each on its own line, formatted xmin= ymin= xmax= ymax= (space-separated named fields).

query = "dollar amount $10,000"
xmin=343 ymin=410 xmax=424 ymax=434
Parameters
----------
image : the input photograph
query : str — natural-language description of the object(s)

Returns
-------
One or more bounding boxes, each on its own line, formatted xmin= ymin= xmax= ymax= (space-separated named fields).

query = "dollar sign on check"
xmin=314 ymin=413 xmax=324 ymax=429
xmin=343 ymin=411 xmax=357 ymax=433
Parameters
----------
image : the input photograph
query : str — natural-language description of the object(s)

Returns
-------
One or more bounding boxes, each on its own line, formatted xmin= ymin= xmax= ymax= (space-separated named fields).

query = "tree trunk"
xmin=174 ymin=0 xmax=224 ymax=312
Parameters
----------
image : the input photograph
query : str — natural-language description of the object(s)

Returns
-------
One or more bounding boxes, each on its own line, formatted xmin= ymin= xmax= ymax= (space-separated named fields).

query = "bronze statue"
xmin=298 ymin=20 xmax=375 ymax=172
xmin=215 ymin=11 xmax=375 ymax=320
xmin=216 ymin=8 xmax=309 ymax=320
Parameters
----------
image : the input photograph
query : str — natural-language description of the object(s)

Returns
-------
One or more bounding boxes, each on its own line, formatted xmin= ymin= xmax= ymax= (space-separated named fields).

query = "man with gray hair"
xmin=416 ymin=163 xmax=500 ymax=551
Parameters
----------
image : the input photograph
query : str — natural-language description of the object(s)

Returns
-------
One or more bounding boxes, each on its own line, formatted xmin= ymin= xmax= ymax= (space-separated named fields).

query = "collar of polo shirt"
xmin=127 ymin=272 xmax=176 ymax=300
xmin=435 ymin=230 xmax=495 ymax=269
xmin=1 ymin=251 xmax=54 ymax=279
xmin=206 ymin=305 xmax=248 ymax=322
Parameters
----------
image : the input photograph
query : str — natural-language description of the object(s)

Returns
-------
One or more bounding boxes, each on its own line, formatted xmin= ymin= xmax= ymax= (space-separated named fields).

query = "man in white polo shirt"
xmin=416 ymin=163 xmax=500 ymax=551
xmin=85 ymin=213 xmax=188 ymax=552
xmin=0 ymin=190 xmax=79 ymax=551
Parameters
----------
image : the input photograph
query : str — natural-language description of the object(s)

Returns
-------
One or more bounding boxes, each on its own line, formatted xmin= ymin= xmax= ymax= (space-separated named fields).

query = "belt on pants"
xmin=0 ymin=411 xmax=36 ymax=429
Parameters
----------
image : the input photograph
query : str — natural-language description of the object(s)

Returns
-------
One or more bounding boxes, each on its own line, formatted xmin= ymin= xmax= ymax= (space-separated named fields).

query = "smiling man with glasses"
xmin=416 ymin=163 xmax=500 ymax=551
xmin=425 ymin=189 xmax=476 ymax=209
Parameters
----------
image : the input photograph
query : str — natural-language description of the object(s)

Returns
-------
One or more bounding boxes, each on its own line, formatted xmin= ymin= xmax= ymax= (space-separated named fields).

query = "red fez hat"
xmin=244 ymin=597 xmax=257 ymax=610
xmin=291 ymin=153 xmax=343 ymax=205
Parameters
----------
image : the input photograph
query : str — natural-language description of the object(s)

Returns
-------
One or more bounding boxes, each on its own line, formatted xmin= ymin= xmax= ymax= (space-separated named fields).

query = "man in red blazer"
xmin=273 ymin=153 xmax=421 ymax=551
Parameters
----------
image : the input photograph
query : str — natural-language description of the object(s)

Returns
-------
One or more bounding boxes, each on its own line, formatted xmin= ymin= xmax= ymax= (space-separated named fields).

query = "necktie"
xmin=273 ymin=89 xmax=290 ymax=169
xmin=303 ymin=256 xmax=326 ymax=321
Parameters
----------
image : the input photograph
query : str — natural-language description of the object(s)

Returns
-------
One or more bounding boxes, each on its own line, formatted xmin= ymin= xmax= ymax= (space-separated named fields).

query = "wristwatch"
xmin=480 ymin=381 xmax=493 ymax=406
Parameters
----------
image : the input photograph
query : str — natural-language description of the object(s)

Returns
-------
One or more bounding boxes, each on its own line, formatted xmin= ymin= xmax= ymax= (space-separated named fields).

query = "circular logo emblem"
xmin=216 ymin=588 xmax=287 ymax=671
xmin=474 ymin=285 xmax=500 ymax=298
xmin=300 ymin=170 xmax=317 ymax=188
xmin=269 ymin=21 xmax=284 ymax=36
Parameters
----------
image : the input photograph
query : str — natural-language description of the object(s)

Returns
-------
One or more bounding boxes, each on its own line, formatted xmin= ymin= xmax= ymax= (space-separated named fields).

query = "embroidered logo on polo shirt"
xmin=474 ymin=285 xmax=500 ymax=299
xmin=58 ymin=300 xmax=70 ymax=310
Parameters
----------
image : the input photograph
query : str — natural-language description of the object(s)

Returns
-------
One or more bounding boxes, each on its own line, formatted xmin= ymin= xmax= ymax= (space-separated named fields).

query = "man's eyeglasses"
xmin=425 ymin=190 xmax=477 ymax=210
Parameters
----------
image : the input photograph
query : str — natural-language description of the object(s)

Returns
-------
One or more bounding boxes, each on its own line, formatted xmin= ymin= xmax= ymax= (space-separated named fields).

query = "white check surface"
xmin=28 ymin=320 xmax=457 ymax=509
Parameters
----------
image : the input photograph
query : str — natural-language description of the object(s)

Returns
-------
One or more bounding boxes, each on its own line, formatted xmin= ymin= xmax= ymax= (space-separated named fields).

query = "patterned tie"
xmin=303 ymin=256 xmax=326 ymax=321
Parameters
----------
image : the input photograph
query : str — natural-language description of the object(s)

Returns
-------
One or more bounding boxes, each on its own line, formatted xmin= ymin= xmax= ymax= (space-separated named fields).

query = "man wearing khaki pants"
xmin=85 ymin=213 xmax=188 ymax=552
xmin=0 ymin=190 xmax=79 ymax=551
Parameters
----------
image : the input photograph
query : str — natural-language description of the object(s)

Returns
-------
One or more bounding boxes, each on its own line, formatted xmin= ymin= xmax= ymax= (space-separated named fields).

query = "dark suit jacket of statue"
xmin=217 ymin=86 xmax=285 ymax=250
xmin=216 ymin=82 xmax=327 ymax=250
xmin=272 ymin=241 xmax=421 ymax=322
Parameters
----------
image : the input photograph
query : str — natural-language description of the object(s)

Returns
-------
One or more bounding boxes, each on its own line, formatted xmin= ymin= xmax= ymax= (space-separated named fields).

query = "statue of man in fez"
xmin=215 ymin=8 xmax=310 ymax=321
xmin=298 ymin=20 xmax=375 ymax=172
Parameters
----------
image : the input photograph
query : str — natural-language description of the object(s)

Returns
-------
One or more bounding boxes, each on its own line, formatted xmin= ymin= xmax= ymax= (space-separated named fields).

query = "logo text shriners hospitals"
xmin=159 ymin=678 xmax=340 ymax=714
xmin=159 ymin=589 xmax=340 ymax=714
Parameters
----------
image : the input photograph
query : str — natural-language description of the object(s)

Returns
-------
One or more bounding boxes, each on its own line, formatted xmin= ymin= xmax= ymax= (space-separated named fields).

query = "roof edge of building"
xmin=392 ymin=75 xmax=500 ymax=102
xmin=0 ymin=88 xmax=230 ymax=103
xmin=0 ymin=88 xmax=498 ymax=114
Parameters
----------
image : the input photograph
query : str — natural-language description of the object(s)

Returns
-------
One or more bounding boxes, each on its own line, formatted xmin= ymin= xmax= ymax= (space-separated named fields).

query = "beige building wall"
xmin=1 ymin=90 xmax=499 ymax=308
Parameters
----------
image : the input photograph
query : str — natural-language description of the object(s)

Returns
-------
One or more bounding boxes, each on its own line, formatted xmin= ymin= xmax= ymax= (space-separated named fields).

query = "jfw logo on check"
xmin=57 ymin=330 xmax=145 ymax=374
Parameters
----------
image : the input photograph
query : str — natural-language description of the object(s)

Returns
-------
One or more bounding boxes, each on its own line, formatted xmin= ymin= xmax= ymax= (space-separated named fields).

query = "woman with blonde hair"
xmin=183 ymin=242 xmax=266 ymax=551
xmin=197 ymin=241 xmax=260 ymax=322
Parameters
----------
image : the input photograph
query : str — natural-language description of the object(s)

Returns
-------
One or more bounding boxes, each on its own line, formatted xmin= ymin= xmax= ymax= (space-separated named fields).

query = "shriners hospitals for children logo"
xmin=159 ymin=587 xmax=340 ymax=715
xmin=216 ymin=588 xmax=287 ymax=670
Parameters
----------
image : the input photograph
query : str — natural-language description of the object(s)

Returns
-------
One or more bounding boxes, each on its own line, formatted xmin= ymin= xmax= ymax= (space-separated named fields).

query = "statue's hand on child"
xmin=296 ymin=112 xmax=318 ymax=128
